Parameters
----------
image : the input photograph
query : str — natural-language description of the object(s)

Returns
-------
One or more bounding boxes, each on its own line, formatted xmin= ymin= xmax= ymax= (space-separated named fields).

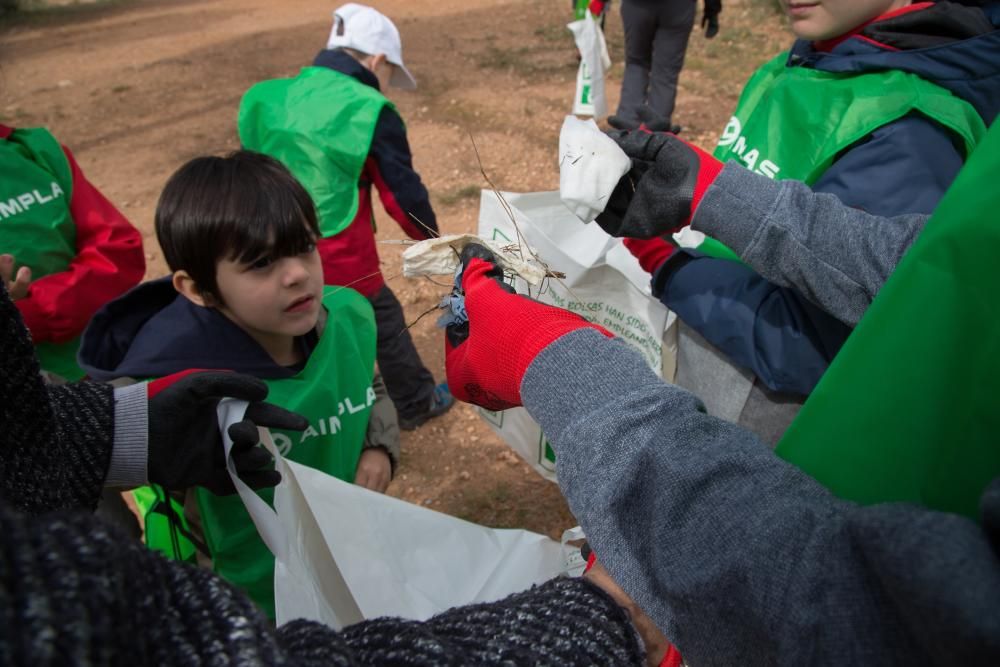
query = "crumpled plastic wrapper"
xmin=558 ymin=115 xmax=631 ymax=223
xmin=401 ymin=234 xmax=548 ymax=285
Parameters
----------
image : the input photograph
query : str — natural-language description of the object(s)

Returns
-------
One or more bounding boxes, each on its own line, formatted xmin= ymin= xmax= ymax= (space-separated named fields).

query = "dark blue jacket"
xmin=309 ymin=49 xmax=437 ymax=297
xmin=660 ymin=1 xmax=1000 ymax=395
xmin=78 ymin=278 xmax=313 ymax=381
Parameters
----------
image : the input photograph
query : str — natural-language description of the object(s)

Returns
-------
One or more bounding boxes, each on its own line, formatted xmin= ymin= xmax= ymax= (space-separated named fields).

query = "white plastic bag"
xmin=219 ymin=400 xmax=573 ymax=629
xmin=568 ymin=13 xmax=611 ymax=117
xmin=476 ymin=190 xmax=674 ymax=481
xmin=558 ymin=115 xmax=631 ymax=223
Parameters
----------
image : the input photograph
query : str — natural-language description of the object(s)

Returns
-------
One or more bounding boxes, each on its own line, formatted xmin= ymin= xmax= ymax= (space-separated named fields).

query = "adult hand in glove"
xmin=445 ymin=244 xmax=612 ymax=410
xmin=596 ymin=130 xmax=723 ymax=240
xmin=703 ymin=0 xmax=721 ymax=38
xmin=146 ymin=370 xmax=307 ymax=495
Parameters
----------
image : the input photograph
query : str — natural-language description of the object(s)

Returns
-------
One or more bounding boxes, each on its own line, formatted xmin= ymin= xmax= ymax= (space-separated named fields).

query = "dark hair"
xmin=155 ymin=150 xmax=320 ymax=300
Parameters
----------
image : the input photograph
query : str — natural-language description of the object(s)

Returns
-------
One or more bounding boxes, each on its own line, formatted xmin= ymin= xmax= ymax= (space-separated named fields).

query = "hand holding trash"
xmin=596 ymin=130 xmax=723 ymax=240
xmin=0 ymin=254 xmax=32 ymax=301
xmin=444 ymin=243 xmax=611 ymax=411
xmin=146 ymin=370 xmax=307 ymax=494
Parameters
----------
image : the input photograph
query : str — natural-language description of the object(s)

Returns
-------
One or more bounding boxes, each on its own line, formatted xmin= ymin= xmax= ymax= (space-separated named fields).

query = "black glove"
xmin=146 ymin=370 xmax=307 ymax=495
xmin=596 ymin=130 xmax=723 ymax=239
xmin=703 ymin=0 xmax=721 ymax=38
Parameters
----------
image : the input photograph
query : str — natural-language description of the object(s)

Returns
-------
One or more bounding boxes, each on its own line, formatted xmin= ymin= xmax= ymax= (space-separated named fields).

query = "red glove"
xmin=623 ymin=237 xmax=676 ymax=275
xmin=588 ymin=0 xmax=607 ymax=16
xmin=445 ymin=245 xmax=611 ymax=410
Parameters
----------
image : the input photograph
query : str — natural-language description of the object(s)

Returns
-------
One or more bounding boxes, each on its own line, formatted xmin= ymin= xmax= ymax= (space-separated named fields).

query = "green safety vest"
xmin=0 ymin=127 xmax=84 ymax=380
xmin=238 ymin=66 xmax=391 ymax=238
xmin=136 ymin=286 xmax=377 ymax=617
xmin=701 ymin=51 xmax=988 ymax=261
xmin=776 ymin=121 xmax=1000 ymax=521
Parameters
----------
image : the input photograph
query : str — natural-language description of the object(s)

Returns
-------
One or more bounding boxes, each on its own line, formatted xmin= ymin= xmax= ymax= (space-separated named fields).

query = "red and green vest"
xmin=238 ymin=66 xmax=391 ymax=238
xmin=698 ymin=51 xmax=988 ymax=261
xmin=776 ymin=121 xmax=1000 ymax=521
xmin=135 ymin=286 xmax=377 ymax=617
xmin=0 ymin=128 xmax=84 ymax=380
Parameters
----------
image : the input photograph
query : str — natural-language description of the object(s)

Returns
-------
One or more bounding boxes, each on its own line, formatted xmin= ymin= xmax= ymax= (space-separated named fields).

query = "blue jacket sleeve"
xmin=368 ymin=106 xmax=438 ymax=239
xmin=655 ymin=251 xmax=852 ymax=395
xmin=661 ymin=114 xmax=963 ymax=394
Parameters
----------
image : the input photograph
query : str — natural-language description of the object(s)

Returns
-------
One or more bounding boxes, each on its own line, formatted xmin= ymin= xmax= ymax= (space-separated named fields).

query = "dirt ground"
xmin=1 ymin=0 xmax=787 ymax=538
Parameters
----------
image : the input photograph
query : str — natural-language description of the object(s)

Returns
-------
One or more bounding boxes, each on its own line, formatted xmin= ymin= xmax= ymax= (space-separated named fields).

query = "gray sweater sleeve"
xmin=692 ymin=163 xmax=929 ymax=326
xmin=522 ymin=329 xmax=1000 ymax=666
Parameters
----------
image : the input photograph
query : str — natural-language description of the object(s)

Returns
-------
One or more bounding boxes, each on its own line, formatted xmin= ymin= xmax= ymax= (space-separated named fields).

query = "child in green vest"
xmin=238 ymin=3 xmax=454 ymax=432
xmin=597 ymin=0 xmax=999 ymax=444
xmin=78 ymin=150 xmax=399 ymax=617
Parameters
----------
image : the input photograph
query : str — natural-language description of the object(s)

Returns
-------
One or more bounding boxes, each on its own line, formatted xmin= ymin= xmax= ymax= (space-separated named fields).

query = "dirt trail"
xmin=1 ymin=0 xmax=787 ymax=537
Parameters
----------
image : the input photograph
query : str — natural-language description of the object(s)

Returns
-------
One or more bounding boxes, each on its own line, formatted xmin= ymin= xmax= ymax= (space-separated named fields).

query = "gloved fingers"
xmin=458 ymin=243 xmax=506 ymax=281
xmin=445 ymin=318 xmax=470 ymax=349
xmin=168 ymin=371 xmax=269 ymax=403
xmin=706 ymin=16 xmax=719 ymax=38
xmin=227 ymin=418 xmax=263 ymax=454
xmin=244 ymin=401 xmax=309 ymax=432
xmin=613 ymin=129 xmax=672 ymax=163
xmin=461 ymin=257 xmax=512 ymax=294
xmin=232 ymin=444 xmax=274 ymax=471
xmin=236 ymin=469 xmax=282 ymax=491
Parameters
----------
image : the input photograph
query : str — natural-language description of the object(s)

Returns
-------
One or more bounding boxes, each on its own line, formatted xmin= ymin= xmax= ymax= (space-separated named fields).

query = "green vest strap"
xmin=238 ymin=67 xmax=391 ymax=238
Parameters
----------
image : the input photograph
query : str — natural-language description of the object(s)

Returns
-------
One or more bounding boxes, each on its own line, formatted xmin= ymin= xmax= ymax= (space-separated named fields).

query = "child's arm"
xmin=656 ymin=116 xmax=961 ymax=395
xmin=355 ymin=373 xmax=399 ymax=493
xmin=15 ymin=145 xmax=145 ymax=343
xmin=367 ymin=106 xmax=438 ymax=240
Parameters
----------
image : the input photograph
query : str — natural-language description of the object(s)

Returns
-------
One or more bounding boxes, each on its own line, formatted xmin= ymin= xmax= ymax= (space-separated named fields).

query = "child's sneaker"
xmin=399 ymin=382 xmax=455 ymax=431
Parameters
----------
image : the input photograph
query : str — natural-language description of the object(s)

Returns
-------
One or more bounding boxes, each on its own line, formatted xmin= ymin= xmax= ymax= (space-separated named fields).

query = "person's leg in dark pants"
xmin=614 ymin=0 xmax=658 ymax=128
xmin=647 ymin=0 xmax=696 ymax=127
xmin=369 ymin=285 xmax=449 ymax=428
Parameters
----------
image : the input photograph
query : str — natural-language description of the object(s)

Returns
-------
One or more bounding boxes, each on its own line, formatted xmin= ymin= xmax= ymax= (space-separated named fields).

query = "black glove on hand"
xmin=703 ymin=0 xmax=721 ymax=38
xmin=596 ymin=130 xmax=723 ymax=240
xmin=146 ymin=370 xmax=307 ymax=495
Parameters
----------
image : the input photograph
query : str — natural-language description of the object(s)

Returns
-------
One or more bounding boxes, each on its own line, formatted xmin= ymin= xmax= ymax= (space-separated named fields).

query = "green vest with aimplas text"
xmin=140 ymin=286 xmax=377 ymax=618
xmin=776 ymin=120 xmax=1000 ymax=521
xmin=0 ymin=127 xmax=85 ymax=380
xmin=698 ymin=51 xmax=988 ymax=261
xmin=238 ymin=66 xmax=391 ymax=238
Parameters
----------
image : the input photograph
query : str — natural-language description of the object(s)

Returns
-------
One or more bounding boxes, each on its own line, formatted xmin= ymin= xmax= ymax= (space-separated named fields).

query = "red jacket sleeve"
xmin=15 ymin=146 xmax=145 ymax=343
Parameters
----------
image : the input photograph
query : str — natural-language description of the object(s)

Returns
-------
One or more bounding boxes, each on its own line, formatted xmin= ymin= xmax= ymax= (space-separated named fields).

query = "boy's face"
xmin=214 ymin=245 xmax=324 ymax=347
xmin=782 ymin=0 xmax=911 ymax=41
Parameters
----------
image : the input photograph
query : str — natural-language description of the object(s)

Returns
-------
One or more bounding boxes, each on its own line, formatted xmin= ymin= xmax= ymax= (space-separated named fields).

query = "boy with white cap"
xmin=239 ymin=3 xmax=453 ymax=432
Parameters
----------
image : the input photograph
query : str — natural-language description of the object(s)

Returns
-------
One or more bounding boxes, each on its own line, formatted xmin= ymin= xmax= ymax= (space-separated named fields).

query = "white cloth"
xmin=558 ymin=115 xmax=631 ymax=224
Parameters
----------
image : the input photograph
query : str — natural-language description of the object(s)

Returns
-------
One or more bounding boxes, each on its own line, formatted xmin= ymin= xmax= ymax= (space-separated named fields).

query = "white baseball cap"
xmin=326 ymin=3 xmax=417 ymax=90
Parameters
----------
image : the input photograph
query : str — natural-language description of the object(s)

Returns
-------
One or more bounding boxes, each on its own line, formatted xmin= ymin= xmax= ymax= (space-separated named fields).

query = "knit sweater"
xmin=0 ymin=285 xmax=644 ymax=665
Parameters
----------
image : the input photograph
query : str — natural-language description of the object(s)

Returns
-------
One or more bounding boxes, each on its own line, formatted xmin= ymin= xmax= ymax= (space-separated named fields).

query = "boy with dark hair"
xmin=238 ymin=3 xmax=453 ymax=431
xmin=79 ymin=151 xmax=399 ymax=617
